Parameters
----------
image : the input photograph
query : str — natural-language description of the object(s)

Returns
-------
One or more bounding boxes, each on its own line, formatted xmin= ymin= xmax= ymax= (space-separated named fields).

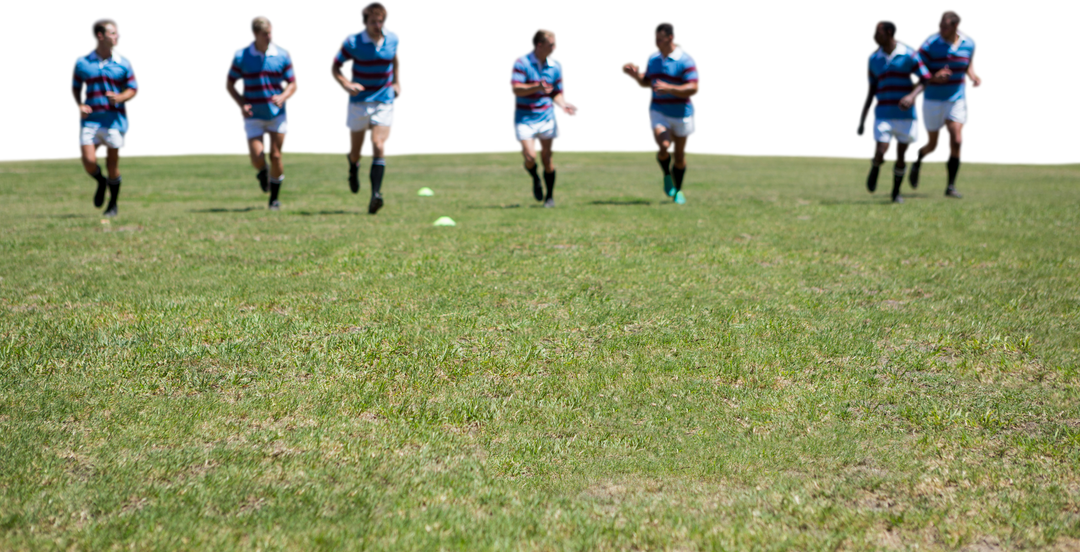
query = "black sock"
xmin=672 ymin=166 xmax=686 ymax=191
xmin=867 ymin=163 xmax=880 ymax=192
xmin=947 ymin=157 xmax=960 ymax=187
xmin=543 ymin=170 xmax=556 ymax=200
xmin=371 ymin=159 xmax=386 ymax=195
xmin=91 ymin=165 xmax=106 ymax=184
xmin=892 ymin=165 xmax=905 ymax=199
xmin=106 ymin=177 xmax=121 ymax=207
xmin=269 ymin=175 xmax=283 ymax=202
xmin=657 ymin=154 xmax=671 ymax=176
xmin=525 ymin=162 xmax=539 ymax=178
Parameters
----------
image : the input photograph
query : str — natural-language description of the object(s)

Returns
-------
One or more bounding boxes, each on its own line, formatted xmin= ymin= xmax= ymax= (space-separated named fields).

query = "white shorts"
xmin=347 ymin=101 xmax=394 ymax=131
xmin=650 ymin=110 xmax=695 ymax=137
xmin=515 ymin=117 xmax=558 ymax=141
xmin=80 ymin=122 xmax=124 ymax=149
xmin=923 ymin=98 xmax=967 ymax=132
xmin=245 ymin=113 xmax=287 ymax=139
xmin=873 ymin=118 xmax=918 ymax=144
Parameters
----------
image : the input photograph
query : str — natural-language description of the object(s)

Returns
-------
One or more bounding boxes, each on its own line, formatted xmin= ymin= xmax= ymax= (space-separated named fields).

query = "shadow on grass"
xmin=33 ymin=213 xmax=90 ymax=219
xmin=290 ymin=210 xmax=359 ymax=216
xmin=189 ymin=207 xmax=261 ymax=213
xmin=590 ymin=199 xmax=652 ymax=206
xmin=466 ymin=204 xmax=522 ymax=209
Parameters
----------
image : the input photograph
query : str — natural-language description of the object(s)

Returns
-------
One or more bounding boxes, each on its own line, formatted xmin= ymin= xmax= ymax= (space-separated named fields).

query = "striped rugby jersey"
xmin=228 ymin=43 xmax=295 ymax=120
xmin=511 ymin=52 xmax=563 ymax=125
xmin=645 ymin=47 xmax=698 ymax=118
xmin=868 ymin=42 xmax=930 ymax=120
xmin=334 ymin=30 xmax=398 ymax=104
xmin=919 ymin=33 xmax=975 ymax=102
xmin=73 ymin=51 xmax=138 ymax=133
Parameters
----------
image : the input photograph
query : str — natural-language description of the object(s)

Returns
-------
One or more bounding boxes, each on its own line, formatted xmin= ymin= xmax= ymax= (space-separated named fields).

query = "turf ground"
xmin=1 ymin=153 xmax=1078 ymax=550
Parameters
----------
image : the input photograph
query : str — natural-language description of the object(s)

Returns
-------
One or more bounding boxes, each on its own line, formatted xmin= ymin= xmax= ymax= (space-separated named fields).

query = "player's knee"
xmin=268 ymin=149 xmax=283 ymax=163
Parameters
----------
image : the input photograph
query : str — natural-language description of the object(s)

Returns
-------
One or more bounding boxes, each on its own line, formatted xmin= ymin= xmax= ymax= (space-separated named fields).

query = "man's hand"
xmin=972 ymin=72 xmax=989 ymax=91
xmin=104 ymin=91 xmax=121 ymax=105
xmin=271 ymin=95 xmax=285 ymax=108
xmin=79 ymin=104 xmax=92 ymax=118
xmin=653 ymin=80 xmax=674 ymax=93
xmin=392 ymin=82 xmax=401 ymax=98
xmin=344 ymin=82 xmax=365 ymax=96
xmin=241 ymin=104 xmax=253 ymax=117
xmin=857 ymin=124 xmax=864 ymax=136
xmin=898 ymin=94 xmax=916 ymax=110
xmin=557 ymin=100 xmax=583 ymax=119
xmin=540 ymin=81 xmax=554 ymax=95
xmin=931 ymin=66 xmax=953 ymax=84
xmin=622 ymin=63 xmax=640 ymax=78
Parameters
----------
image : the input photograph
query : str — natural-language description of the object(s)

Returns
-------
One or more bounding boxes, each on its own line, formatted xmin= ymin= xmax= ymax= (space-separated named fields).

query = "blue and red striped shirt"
xmin=919 ymin=33 xmax=975 ymax=102
xmin=868 ymin=42 xmax=931 ymax=120
xmin=511 ymin=52 xmax=563 ymax=125
xmin=228 ymin=43 xmax=295 ymax=120
xmin=73 ymin=51 xmax=138 ymax=133
xmin=645 ymin=48 xmax=698 ymax=118
xmin=334 ymin=30 xmax=398 ymax=104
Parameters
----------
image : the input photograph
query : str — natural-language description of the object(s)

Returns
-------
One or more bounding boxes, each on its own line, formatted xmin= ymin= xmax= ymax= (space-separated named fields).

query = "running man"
xmin=332 ymin=2 xmax=399 ymax=214
xmin=622 ymin=23 xmax=698 ymax=205
xmin=858 ymin=21 xmax=929 ymax=203
xmin=511 ymin=30 xmax=576 ymax=208
xmin=911 ymin=11 xmax=980 ymax=198
xmin=227 ymin=17 xmax=297 ymax=211
xmin=72 ymin=19 xmax=138 ymax=217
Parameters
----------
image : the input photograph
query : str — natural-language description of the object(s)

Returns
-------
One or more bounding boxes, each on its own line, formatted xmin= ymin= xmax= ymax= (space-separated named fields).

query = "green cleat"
xmin=664 ymin=174 xmax=675 ymax=197
xmin=674 ymin=190 xmax=686 ymax=204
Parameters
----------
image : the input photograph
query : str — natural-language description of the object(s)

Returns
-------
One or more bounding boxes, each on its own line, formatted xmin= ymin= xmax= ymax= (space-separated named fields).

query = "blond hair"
xmin=252 ymin=16 xmax=271 ymax=34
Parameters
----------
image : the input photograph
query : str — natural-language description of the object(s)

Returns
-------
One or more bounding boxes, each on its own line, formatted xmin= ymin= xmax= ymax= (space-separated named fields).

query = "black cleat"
xmin=347 ymin=156 xmax=359 ymax=194
xmin=867 ymin=165 xmax=880 ymax=193
xmin=945 ymin=186 xmax=963 ymax=199
xmin=257 ymin=168 xmax=269 ymax=193
xmin=269 ymin=199 xmax=281 ymax=211
xmin=909 ymin=160 xmax=921 ymax=189
xmin=103 ymin=204 xmax=118 ymax=217
xmin=368 ymin=192 xmax=384 ymax=214
xmin=892 ymin=195 xmax=904 ymax=204
xmin=93 ymin=177 xmax=108 ymax=207
xmin=531 ymin=174 xmax=543 ymax=202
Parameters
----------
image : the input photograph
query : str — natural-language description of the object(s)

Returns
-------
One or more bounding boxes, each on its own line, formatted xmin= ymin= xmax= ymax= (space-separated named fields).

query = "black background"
xmin=6 ymin=2 xmax=1071 ymax=158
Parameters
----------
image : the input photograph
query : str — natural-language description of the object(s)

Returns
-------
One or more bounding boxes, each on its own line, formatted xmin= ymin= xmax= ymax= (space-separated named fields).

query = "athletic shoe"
xmin=368 ymin=192 xmax=384 ymax=214
xmin=867 ymin=165 xmax=880 ymax=193
xmin=269 ymin=200 xmax=281 ymax=211
xmin=347 ymin=156 xmax=359 ymax=194
xmin=892 ymin=195 xmax=904 ymax=204
xmin=531 ymin=175 xmax=543 ymax=202
xmin=544 ymin=198 xmax=555 ymax=208
xmin=257 ymin=167 xmax=269 ymax=193
xmin=664 ymin=174 xmax=675 ymax=197
xmin=909 ymin=160 xmax=921 ymax=189
xmin=945 ymin=186 xmax=963 ymax=199
xmin=103 ymin=205 xmax=118 ymax=217
xmin=93 ymin=176 xmax=108 ymax=207
xmin=674 ymin=190 xmax=686 ymax=205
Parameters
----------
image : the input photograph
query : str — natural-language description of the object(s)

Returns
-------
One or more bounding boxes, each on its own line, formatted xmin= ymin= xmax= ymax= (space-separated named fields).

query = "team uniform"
xmin=73 ymin=51 xmax=138 ymax=148
xmin=919 ymin=33 xmax=975 ymax=131
xmin=868 ymin=42 xmax=931 ymax=144
xmin=511 ymin=52 xmax=563 ymax=140
xmin=334 ymin=30 xmax=398 ymax=131
xmin=644 ymin=47 xmax=698 ymax=137
xmin=228 ymin=43 xmax=295 ymax=139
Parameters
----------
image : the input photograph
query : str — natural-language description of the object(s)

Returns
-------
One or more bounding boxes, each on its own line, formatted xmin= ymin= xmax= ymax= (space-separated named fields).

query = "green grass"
xmin=1 ymin=152 xmax=1078 ymax=550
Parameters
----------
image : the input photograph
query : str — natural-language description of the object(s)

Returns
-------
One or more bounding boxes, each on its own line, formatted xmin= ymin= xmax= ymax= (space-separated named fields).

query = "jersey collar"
xmin=527 ymin=51 xmax=553 ymax=68
xmin=877 ymin=42 xmax=909 ymax=61
xmin=661 ymin=47 xmax=685 ymax=62
xmin=87 ymin=50 xmax=120 ymax=64
xmin=358 ymin=25 xmax=388 ymax=44
xmin=248 ymin=43 xmax=280 ymax=57
xmin=360 ymin=30 xmax=387 ymax=49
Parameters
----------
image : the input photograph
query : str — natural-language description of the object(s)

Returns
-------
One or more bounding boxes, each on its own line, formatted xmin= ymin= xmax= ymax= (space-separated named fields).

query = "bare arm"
xmin=653 ymin=80 xmax=698 ymax=99
xmin=622 ymin=64 xmax=650 ymax=87
xmin=333 ymin=62 xmax=364 ymax=95
xmin=512 ymin=81 xmax=550 ymax=97
xmin=226 ymin=78 xmax=253 ymax=117
xmin=898 ymin=82 xmax=924 ymax=110
xmin=551 ymin=92 xmax=577 ymax=115
xmin=73 ymin=86 xmax=92 ymax=118
xmin=855 ymin=82 xmax=872 ymax=139
xmin=271 ymin=80 xmax=297 ymax=108
xmin=390 ymin=51 xmax=403 ymax=99
xmin=967 ymin=55 xmax=981 ymax=87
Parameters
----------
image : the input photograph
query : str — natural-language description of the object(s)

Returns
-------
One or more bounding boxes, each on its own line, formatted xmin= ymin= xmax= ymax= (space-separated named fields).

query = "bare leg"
xmin=519 ymin=138 xmax=537 ymax=169
xmin=80 ymin=144 xmax=99 ymax=175
xmin=867 ymin=141 xmax=889 ymax=193
xmin=368 ymin=125 xmax=391 ymax=212
xmin=349 ymin=130 xmax=366 ymax=165
xmin=267 ymin=132 xmax=285 ymax=180
xmin=370 ymin=125 xmax=391 ymax=159
xmin=247 ymin=137 xmax=266 ymax=170
xmin=539 ymin=138 xmax=554 ymax=173
xmin=944 ymin=120 xmax=963 ymax=195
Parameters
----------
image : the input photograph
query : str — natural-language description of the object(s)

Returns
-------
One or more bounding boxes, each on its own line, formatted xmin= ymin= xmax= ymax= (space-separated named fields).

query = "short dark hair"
xmin=880 ymin=21 xmax=896 ymax=37
xmin=356 ymin=0 xmax=390 ymax=24
xmin=89 ymin=14 xmax=119 ymax=40
xmin=656 ymin=23 xmax=674 ymax=36
xmin=533 ymin=30 xmax=554 ymax=47
xmin=942 ymin=11 xmax=961 ymax=25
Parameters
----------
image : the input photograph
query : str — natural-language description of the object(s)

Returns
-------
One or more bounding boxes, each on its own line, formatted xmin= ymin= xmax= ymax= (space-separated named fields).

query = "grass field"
xmin=1 ymin=152 xmax=1078 ymax=550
